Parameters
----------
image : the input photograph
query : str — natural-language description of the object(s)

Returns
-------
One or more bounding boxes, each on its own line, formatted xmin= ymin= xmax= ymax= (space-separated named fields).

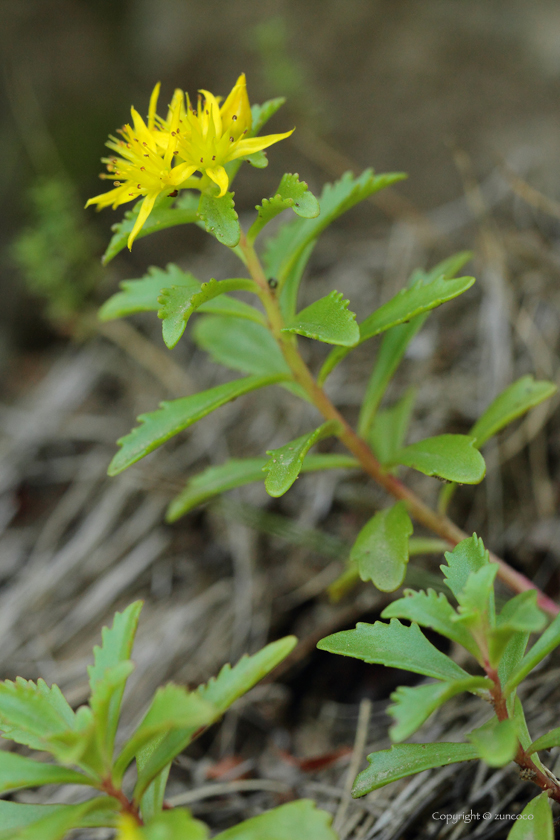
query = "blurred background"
xmin=3 ymin=2 xmax=560 ymax=836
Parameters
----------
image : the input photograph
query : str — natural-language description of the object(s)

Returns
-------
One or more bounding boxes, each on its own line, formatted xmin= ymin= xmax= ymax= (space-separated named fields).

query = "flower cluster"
xmin=86 ymin=74 xmax=293 ymax=249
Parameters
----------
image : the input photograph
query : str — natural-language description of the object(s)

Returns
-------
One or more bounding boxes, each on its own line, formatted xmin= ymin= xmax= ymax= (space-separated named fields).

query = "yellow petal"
xmin=220 ymin=73 xmax=251 ymax=135
xmin=205 ymin=165 xmax=229 ymax=197
xmin=171 ymin=162 xmax=198 ymax=184
xmin=227 ymin=129 xmax=294 ymax=162
xmin=116 ymin=814 xmax=143 ymax=840
xmin=148 ymin=82 xmax=161 ymax=130
xmin=85 ymin=184 xmax=129 ymax=209
xmin=130 ymin=107 xmax=157 ymax=151
xmin=199 ymin=89 xmax=223 ymax=138
xmin=127 ymin=192 xmax=159 ymax=249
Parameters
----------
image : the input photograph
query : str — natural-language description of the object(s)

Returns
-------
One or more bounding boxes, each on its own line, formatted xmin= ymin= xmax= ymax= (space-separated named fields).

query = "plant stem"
xmin=101 ymin=777 xmax=143 ymax=824
xmin=239 ymin=238 xmax=559 ymax=617
xmin=485 ymin=664 xmax=560 ymax=803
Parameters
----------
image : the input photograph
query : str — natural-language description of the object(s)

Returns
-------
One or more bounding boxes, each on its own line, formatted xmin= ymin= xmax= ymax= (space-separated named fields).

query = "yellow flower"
xmin=162 ymin=73 xmax=293 ymax=197
xmin=86 ymin=89 xmax=198 ymax=249
xmin=87 ymin=75 xmax=293 ymax=248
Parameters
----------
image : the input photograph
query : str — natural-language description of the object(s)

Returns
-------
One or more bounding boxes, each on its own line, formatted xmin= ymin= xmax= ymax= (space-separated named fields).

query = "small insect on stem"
xmin=519 ymin=768 xmax=537 ymax=782
xmin=167 ymin=190 xmax=179 ymax=197
xmin=268 ymin=278 xmax=279 ymax=290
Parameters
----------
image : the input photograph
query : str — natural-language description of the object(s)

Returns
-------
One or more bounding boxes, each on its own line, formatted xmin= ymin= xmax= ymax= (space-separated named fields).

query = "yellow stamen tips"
xmin=86 ymin=75 xmax=293 ymax=243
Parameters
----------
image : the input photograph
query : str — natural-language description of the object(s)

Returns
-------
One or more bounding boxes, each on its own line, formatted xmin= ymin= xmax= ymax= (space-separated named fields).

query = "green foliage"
xmin=13 ymin=177 xmax=101 ymax=320
xmin=197 ymin=192 xmax=241 ymax=247
xmin=157 ymin=277 xmax=256 ymax=348
xmin=350 ymin=502 xmax=413 ymax=591
xmin=166 ymin=453 xmax=359 ymax=521
xmin=467 ymin=717 xmax=518 ymax=767
xmin=369 ymin=388 xmax=416 ymax=466
xmin=470 ymin=375 xmax=557 ymax=447
xmin=264 ymin=420 xmax=341 ymax=497
xmin=193 ymin=316 xmax=290 ymax=377
xmin=508 ymin=793 xmax=554 ymax=840
xmin=351 ymin=742 xmax=479 ymax=797
xmin=248 ymin=173 xmax=320 ymax=242
xmin=393 ymin=434 xmax=486 ymax=484
xmin=108 ymin=374 xmax=290 ymax=475
xmin=282 ymin=290 xmax=360 ymax=346
xmin=0 ymin=605 xmax=313 ymax=839
xmin=317 ymin=619 xmax=470 ymax=681
xmin=213 ymin=800 xmax=337 ymax=840
xmin=99 ymin=264 xmax=261 ymax=324
xmin=321 ymin=533 xmax=560 ymax=816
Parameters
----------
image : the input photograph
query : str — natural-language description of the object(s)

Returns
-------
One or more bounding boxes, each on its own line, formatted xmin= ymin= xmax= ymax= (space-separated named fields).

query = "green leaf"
xmin=197 ymin=636 xmax=297 ymax=714
xmin=470 ymin=376 xmax=557 ymax=448
xmin=497 ymin=632 xmax=530 ymax=687
xmin=507 ymin=792 xmax=554 ymax=840
xmin=382 ymin=588 xmax=480 ymax=657
xmin=489 ymin=593 xmax=546 ymax=668
xmin=527 ymin=726 xmax=560 ymax=755
xmin=166 ymin=453 xmax=359 ymax=521
xmin=102 ymin=193 xmax=199 ymax=265
xmin=505 ymin=611 xmax=560 ymax=693
xmin=214 ymin=800 xmax=337 ymax=840
xmin=393 ymin=434 xmax=486 ymax=484
xmin=157 ymin=278 xmax=255 ymax=349
xmin=360 ymin=274 xmax=475 ymax=343
xmin=350 ymin=502 xmax=413 ymax=592
xmin=317 ymin=619 xmax=470 ymax=681
xmin=197 ymin=192 xmax=240 ymax=247
xmin=193 ymin=316 xmax=290 ymax=377
xmin=352 ymin=742 xmax=478 ymax=796
xmin=389 ymin=677 xmax=491 ymax=742
xmin=0 ymin=798 xmax=119 ymax=839
xmin=140 ymin=765 xmax=171 ymax=824
xmin=467 ymin=717 xmax=518 ymax=767
xmin=0 ymin=678 xmax=76 ymax=754
xmin=133 ymin=637 xmax=296 ymax=799
xmin=248 ymin=173 xmax=320 ymax=243
xmin=98 ymin=264 xmax=261 ymax=324
xmin=88 ymin=601 xmax=142 ymax=762
xmin=108 ymin=373 xmax=289 ymax=476
xmin=142 ymin=809 xmax=209 ymax=840
xmin=264 ymin=421 xmax=341 ymax=497
xmin=114 ymin=685 xmax=215 ymax=783
xmin=281 ymin=290 xmax=359 ymax=346
xmin=265 ymin=169 xmax=406 ymax=320
xmin=441 ymin=534 xmax=492 ymax=601
xmin=0 ymin=752 xmax=89 ymax=795
xmin=369 ymin=388 xmax=416 ymax=467
xmin=454 ymin=565 xmax=498 ymax=630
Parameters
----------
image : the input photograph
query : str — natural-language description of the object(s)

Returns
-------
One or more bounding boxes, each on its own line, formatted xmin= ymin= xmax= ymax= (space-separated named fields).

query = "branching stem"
xmin=100 ymin=777 xmax=143 ymax=825
xmin=239 ymin=236 xmax=559 ymax=616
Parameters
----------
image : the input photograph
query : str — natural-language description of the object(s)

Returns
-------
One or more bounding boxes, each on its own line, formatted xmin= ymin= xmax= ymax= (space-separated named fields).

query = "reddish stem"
xmin=101 ymin=777 xmax=143 ymax=825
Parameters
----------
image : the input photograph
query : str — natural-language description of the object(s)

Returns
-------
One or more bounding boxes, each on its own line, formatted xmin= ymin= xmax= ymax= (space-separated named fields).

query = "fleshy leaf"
xmin=157 ymin=278 xmax=255 ymax=349
xmin=352 ymin=742 xmax=478 ymax=797
xmin=0 ymin=678 xmax=76 ymax=754
xmin=282 ymin=291 xmax=360 ymax=346
xmin=393 ymin=434 xmax=486 ymax=484
xmin=193 ymin=316 xmax=290 ymax=377
xmin=359 ymin=274 xmax=475 ymax=343
xmin=87 ymin=602 xmax=142 ymax=762
xmin=248 ymin=173 xmax=320 ymax=242
xmin=265 ymin=169 xmax=406 ymax=319
xmin=369 ymin=388 xmax=416 ymax=467
xmin=470 ymin=376 xmax=557 ymax=448
xmin=527 ymin=727 xmax=560 ymax=755
xmin=382 ymin=588 xmax=480 ymax=657
xmin=114 ymin=685 xmax=215 ymax=783
xmin=197 ymin=192 xmax=240 ymax=248
xmin=99 ymin=263 xmax=260 ymax=324
xmin=0 ymin=798 xmax=118 ymax=839
xmin=317 ymin=620 xmax=470 ymax=681
xmin=454 ymin=565 xmax=498 ymax=630
xmin=102 ymin=193 xmax=199 ymax=265
xmin=441 ymin=535 xmax=492 ymax=601
xmin=507 ymin=792 xmax=554 ymax=840
xmin=166 ymin=454 xmax=359 ymax=521
xmin=497 ymin=631 xmax=531 ymax=687
xmin=0 ymin=752 xmax=89 ymax=795
xmin=108 ymin=374 xmax=289 ymax=475
xmin=350 ymin=502 xmax=413 ymax=592
xmin=489 ymin=592 xmax=546 ymax=667
xmin=133 ymin=637 xmax=296 ymax=800
xmin=505 ymin=611 xmax=560 ymax=693
xmin=263 ymin=420 xmax=342 ymax=497
xmin=319 ymin=254 xmax=475 ymax=388
xmin=467 ymin=717 xmax=518 ymax=767
xmin=388 ymin=677 xmax=491 ymax=742
xmin=214 ymin=800 xmax=337 ymax=840
xmin=136 ymin=810 xmax=208 ymax=840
